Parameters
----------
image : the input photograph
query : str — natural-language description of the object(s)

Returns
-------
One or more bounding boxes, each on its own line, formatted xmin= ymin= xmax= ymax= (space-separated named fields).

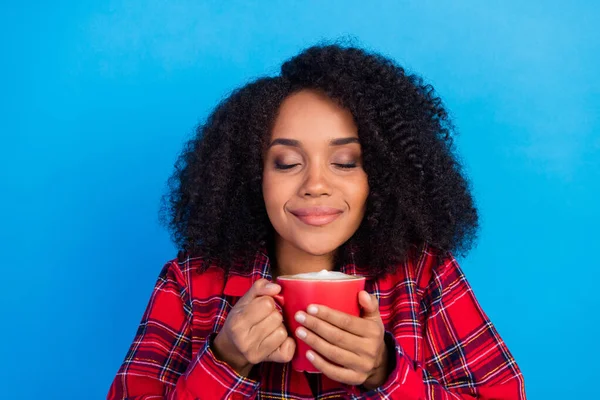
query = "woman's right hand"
xmin=212 ymin=279 xmax=296 ymax=376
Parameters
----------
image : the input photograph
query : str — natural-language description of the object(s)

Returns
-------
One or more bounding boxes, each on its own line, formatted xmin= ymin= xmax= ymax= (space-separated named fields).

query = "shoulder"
xmin=161 ymin=247 xmax=268 ymax=299
xmin=156 ymin=253 xmax=229 ymax=299
xmin=377 ymin=242 xmax=457 ymax=291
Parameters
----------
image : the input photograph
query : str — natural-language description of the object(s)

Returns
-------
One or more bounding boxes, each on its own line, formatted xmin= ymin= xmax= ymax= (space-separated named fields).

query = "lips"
xmin=289 ymin=206 xmax=343 ymax=227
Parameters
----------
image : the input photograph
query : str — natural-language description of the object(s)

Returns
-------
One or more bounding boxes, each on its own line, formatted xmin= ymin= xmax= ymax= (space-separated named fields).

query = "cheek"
xmin=262 ymin=173 xmax=275 ymax=210
xmin=262 ymin=171 xmax=291 ymax=212
xmin=347 ymin=175 xmax=370 ymax=210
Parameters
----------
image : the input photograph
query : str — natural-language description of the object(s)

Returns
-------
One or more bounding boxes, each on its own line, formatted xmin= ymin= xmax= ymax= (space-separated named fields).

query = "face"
xmin=262 ymin=89 xmax=369 ymax=257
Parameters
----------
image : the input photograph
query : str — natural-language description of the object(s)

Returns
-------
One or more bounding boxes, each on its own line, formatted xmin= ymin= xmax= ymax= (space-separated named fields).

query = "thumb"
xmin=359 ymin=291 xmax=380 ymax=320
xmin=238 ymin=279 xmax=281 ymax=306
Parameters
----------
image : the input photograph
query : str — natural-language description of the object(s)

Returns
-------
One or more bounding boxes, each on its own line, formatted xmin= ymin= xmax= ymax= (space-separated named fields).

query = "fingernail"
xmin=295 ymin=312 xmax=306 ymax=323
xmin=265 ymin=283 xmax=278 ymax=290
xmin=296 ymin=327 xmax=307 ymax=339
xmin=306 ymin=351 xmax=315 ymax=361
xmin=307 ymin=305 xmax=318 ymax=315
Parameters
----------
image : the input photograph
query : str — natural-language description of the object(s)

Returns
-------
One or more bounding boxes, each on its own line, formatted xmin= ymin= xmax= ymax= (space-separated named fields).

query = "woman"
xmin=107 ymin=44 xmax=525 ymax=399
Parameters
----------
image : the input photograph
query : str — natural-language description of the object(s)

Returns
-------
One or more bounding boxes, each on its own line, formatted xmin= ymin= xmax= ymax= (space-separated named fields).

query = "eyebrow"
xmin=268 ymin=137 xmax=360 ymax=148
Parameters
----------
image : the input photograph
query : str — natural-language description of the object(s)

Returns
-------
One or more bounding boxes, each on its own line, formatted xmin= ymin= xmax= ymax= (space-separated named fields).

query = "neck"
xmin=271 ymin=237 xmax=336 ymax=279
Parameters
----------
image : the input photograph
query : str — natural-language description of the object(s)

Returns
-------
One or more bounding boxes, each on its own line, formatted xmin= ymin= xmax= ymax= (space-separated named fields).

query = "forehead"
xmin=271 ymin=90 xmax=358 ymax=141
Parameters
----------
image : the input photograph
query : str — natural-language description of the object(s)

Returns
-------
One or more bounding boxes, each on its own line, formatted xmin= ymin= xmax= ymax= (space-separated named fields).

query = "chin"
xmin=294 ymin=238 xmax=343 ymax=257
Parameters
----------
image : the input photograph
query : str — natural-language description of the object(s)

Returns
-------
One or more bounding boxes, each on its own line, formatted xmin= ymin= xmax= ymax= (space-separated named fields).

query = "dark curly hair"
xmin=159 ymin=43 xmax=479 ymax=276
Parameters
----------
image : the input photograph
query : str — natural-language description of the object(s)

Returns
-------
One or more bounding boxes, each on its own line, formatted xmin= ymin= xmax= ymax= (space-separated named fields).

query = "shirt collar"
xmin=339 ymin=244 xmax=375 ymax=278
xmin=223 ymin=247 xmax=374 ymax=298
xmin=223 ymin=248 xmax=271 ymax=297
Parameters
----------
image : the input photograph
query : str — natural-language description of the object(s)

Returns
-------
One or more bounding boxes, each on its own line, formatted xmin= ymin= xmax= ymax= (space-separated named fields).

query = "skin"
xmin=213 ymin=89 xmax=390 ymax=388
xmin=262 ymin=89 xmax=369 ymax=277
xmin=212 ymin=279 xmax=295 ymax=376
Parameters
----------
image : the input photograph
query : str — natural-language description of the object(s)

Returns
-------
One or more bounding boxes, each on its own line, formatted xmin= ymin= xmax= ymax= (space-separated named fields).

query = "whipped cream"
xmin=287 ymin=269 xmax=355 ymax=280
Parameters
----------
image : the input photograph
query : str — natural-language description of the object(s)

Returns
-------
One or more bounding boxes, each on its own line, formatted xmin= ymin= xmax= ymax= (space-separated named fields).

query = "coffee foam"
xmin=283 ymin=269 xmax=357 ymax=280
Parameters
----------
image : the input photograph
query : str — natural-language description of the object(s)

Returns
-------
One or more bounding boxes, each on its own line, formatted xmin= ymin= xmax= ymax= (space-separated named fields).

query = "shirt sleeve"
xmin=356 ymin=254 xmax=526 ymax=400
xmin=106 ymin=261 xmax=260 ymax=400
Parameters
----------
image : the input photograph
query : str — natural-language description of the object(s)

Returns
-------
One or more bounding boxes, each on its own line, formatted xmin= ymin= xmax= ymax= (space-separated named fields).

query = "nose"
xmin=299 ymin=161 xmax=332 ymax=198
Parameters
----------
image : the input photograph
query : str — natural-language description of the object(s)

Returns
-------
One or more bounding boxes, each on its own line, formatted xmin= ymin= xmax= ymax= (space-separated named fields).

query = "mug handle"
xmin=273 ymin=294 xmax=285 ymax=307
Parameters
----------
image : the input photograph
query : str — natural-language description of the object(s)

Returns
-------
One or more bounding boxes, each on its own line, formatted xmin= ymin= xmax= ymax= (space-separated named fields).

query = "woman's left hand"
xmin=294 ymin=290 xmax=390 ymax=389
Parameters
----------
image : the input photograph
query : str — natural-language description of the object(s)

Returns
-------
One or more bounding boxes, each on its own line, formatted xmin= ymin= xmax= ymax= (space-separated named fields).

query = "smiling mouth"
xmin=289 ymin=208 xmax=343 ymax=227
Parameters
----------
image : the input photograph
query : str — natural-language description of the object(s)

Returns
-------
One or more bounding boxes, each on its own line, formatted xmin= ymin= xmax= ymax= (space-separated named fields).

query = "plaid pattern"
xmin=107 ymin=243 xmax=525 ymax=399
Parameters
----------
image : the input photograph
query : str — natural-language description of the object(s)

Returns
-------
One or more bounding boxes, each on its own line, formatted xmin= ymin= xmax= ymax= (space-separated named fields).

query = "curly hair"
xmin=159 ymin=44 xmax=479 ymax=276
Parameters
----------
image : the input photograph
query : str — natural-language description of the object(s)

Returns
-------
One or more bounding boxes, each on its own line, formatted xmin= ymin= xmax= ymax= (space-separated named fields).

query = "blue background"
xmin=1 ymin=1 xmax=598 ymax=398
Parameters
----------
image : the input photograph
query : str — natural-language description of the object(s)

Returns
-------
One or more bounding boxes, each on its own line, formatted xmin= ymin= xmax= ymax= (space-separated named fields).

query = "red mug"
xmin=274 ymin=273 xmax=366 ymax=373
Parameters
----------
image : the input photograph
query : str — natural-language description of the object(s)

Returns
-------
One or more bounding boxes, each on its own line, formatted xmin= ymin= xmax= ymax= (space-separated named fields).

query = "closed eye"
xmin=333 ymin=163 xmax=357 ymax=169
xmin=274 ymin=162 xmax=300 ymax=170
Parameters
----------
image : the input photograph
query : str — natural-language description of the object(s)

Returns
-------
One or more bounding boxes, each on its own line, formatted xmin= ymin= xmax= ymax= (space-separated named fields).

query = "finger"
xmin=256 ymin=323 xmax=287 ymax=357
xmin=358 ymin=291 xmax=380 ymax=320
xmin=295 ymin=312 xmax=363 ymax=353
xmin=248 ymin=308 xmax=283 ymax=338
xmin=242 ymin=296 xmax=279 ymax=326
xmin=265 ymin=336 xmax=296 ymax=364
xmin=237 ymin=279 xmax=281 ymax=307
xmin=295 ymin=326 xmax=363 ymax=370
xmin=300 ymin=305 xmax=367 ymax=337
xmin=306 ymin=350 xmax=364 ymax=386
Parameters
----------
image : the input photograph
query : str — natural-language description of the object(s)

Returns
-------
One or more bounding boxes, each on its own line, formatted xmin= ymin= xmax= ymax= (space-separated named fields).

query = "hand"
xmin=213 ymin=279 xmax=296 ymax=376
xmin=294 ymin=290 xmax=390 ymax=388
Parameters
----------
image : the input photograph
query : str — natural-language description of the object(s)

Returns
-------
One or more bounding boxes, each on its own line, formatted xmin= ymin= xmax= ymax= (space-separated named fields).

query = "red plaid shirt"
xmin=107 ymin=243 xmax=525 ymax=399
